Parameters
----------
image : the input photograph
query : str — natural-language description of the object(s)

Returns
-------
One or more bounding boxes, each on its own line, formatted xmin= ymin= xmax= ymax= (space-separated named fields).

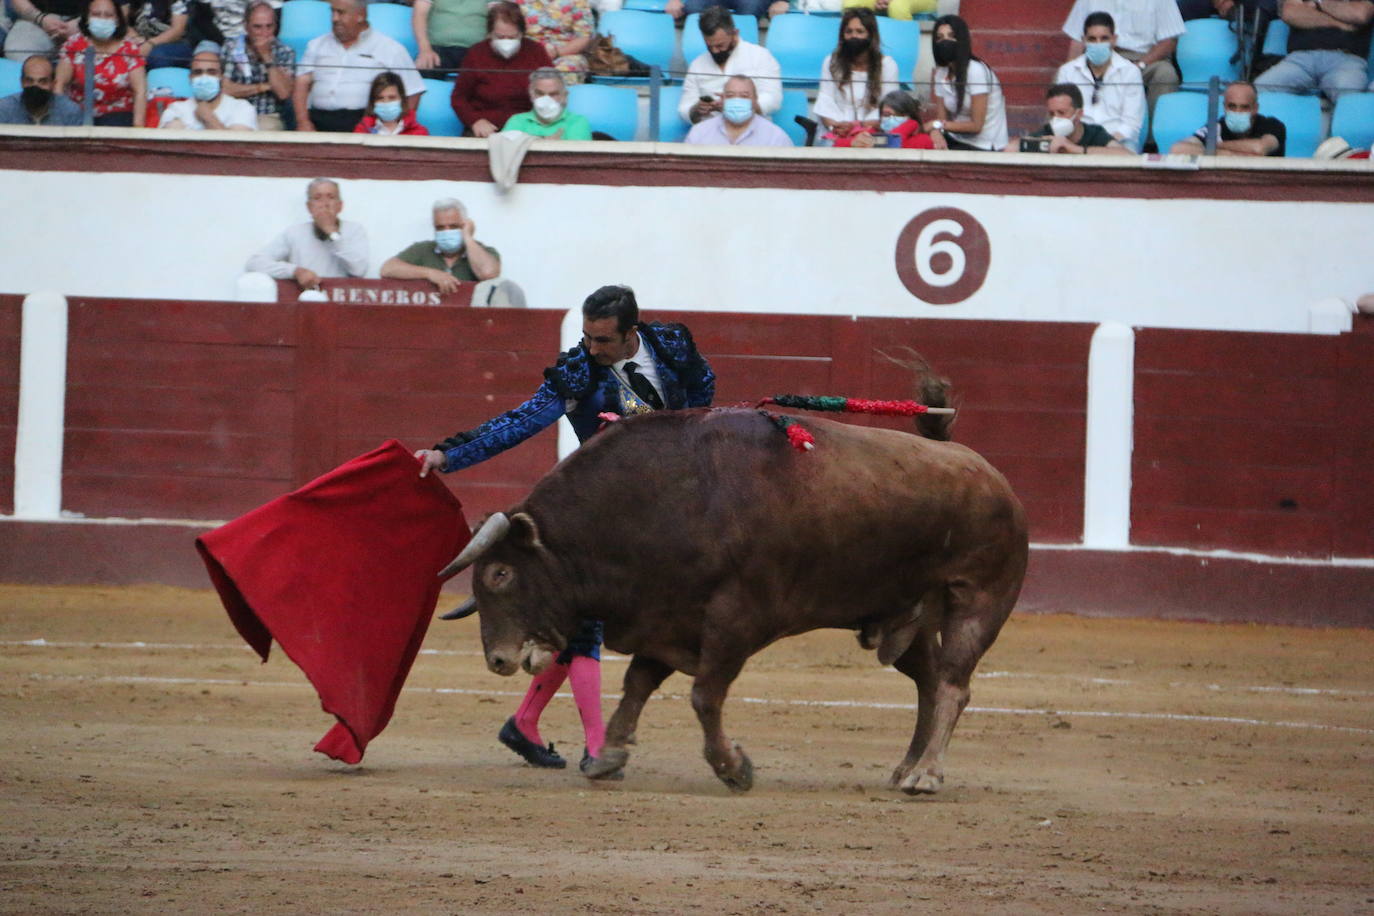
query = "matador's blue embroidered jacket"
xmin=433 ymin=321 xmax=715 ymax=472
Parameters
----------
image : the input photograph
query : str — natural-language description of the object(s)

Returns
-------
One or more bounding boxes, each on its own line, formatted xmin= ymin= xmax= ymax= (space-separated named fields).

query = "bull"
xmin=442 ymin=400 xmax=1027 ymax=795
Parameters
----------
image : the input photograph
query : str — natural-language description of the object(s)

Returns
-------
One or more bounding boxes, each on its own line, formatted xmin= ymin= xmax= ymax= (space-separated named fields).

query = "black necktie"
xmin=623 ymin=361 xmax=664 ymax=410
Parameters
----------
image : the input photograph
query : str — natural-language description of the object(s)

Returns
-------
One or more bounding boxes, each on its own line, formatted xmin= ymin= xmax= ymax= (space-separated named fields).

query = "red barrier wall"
xmin=1133 ymin=324 xmax=1374 ymax=558
xmin=0 ymin=295 xmax=19 ymax=515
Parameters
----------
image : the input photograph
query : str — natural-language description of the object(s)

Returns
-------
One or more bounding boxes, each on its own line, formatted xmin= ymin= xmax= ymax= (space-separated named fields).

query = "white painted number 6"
xmin=914 ymin=219 xmax=966 ymax=288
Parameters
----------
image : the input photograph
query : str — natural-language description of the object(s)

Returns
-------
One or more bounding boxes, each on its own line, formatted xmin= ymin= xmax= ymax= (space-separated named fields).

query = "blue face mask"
xmin=880 ymin=115 xmax=905 ymax=132
xmin=87 ymin=16 xmax=117 ymax=40
xmin=1084 ymin=41 xmax=1111 ymax=67
xmin=722 ymin=97 xmax=753 ymax=125
xmin=1224 ymin=110 xmax=1253 ymax=135
xmin=190 ymin=75 xmax=220 ymax=102
xmin=435 ymin=229 xmax=464 ymax=254
xmin=374 ymin=100 xmax=403 ymax=122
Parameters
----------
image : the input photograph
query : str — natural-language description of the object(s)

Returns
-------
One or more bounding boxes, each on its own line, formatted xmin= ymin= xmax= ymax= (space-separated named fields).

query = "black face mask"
xmin=932 ymin=39 xmax=958 ymax=67
xmin=710 ymin=42 xmax=734 ymax=65
xmin=21 ymin=85 xmax=52 ymax=112
xmin=842 ymin=36 xmax=868 ymax=57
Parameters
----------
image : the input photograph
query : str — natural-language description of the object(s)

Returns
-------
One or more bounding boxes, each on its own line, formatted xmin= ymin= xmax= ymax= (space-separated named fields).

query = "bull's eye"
xmin=483 ymin=564 xmax=514 ymax=591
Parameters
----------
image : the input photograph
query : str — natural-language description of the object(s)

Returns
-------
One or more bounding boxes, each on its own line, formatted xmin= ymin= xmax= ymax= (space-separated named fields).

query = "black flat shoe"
xmin=498 ymin=717 xmax=566 ymax=769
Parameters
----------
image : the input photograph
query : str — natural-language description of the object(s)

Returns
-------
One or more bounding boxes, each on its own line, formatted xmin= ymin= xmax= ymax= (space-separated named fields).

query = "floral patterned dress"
xmin=522 ymin=0 xmax=593 ymax=83
xmin=61 ymin=34 xmax=145 ymax=117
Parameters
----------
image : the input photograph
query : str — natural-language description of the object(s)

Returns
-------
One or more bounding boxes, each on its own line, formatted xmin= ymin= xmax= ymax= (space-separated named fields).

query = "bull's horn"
xmin=438 ymin=512 xmax=510 ymax=578
xmin=438 ymin=597 xmax=477 ymax=620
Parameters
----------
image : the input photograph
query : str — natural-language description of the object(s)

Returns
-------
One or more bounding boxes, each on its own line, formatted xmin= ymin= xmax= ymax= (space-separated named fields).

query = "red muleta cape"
xmin=195 ymin=439 xmax=470 ymax=764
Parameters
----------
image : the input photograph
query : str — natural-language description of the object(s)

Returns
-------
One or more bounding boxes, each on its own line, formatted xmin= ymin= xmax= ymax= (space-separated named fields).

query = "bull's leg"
xmin=692 ymin=645 xmax=752 ymax=792
xmin=888 ymin=624 xmax=940 ymax=790
xmin=584 ymin=655 xmax=673 ymax=780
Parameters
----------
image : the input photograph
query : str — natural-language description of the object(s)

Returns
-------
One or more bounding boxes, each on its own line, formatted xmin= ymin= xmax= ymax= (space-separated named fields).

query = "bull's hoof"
xmin=899 ymin=770 xmax=943 ymax=795
xmin=581 ymin=745 xmax=629 ymax=780
xmin=887 ymin=764 xmax=913 ymax=790
xmin=708 ymin=744 xmax=754 ymax=793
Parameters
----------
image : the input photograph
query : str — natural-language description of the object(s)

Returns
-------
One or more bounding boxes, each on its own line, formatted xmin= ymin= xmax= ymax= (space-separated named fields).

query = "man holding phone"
xmin=678 ymin=5 xmax=781 ymax=125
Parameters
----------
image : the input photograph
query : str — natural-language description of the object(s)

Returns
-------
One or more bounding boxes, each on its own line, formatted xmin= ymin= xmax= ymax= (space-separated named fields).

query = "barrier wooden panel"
xmin=0 ymin=295 xmax=20 ymax=515
xmin=1133 ymin=323 xmax=1374 ymax=557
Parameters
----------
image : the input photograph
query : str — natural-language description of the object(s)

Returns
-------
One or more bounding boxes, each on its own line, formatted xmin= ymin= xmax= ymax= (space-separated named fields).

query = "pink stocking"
xmin=567 ymin=655 xmax=606 ymax=758
xmin=513 ymin=661 xmax=569 ymax=746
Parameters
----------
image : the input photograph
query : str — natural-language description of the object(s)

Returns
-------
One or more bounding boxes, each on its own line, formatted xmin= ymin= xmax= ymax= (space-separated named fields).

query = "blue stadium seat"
xmin=1177 ymin=18 xmax=1240 ymax=88
xmin=0 ymin=57 xmax=22 ymax=98
xmin=765 ymin=13 xmax=837 ymax=87
xmin=366 ymin=2 xmax=419 ymax=59
xmin=772 ymin=88 xmax=812 ymax=146
xmin=595 ymin=10 xmax=675 ymax=84
xmin=1261 ymin=19 xmax=1288 ymax=58
xmin=1330 ymin=91 xmax=1374 ymax=151
xmin=654 ymin=86 xmax=692 ymax=141
xmin=279 ymin=0 xmax=332 ymax=61
xmin=879 ymin=17 xmax=919 ymax=87
xmin=682 ymin=13 xmax=760 ymax=67
xmin=623 ymin=0 xmax=668 ymax=10
xmin=1258 ymin=91 xmax=1322 ymax=156
xmin=568 ymin=82 xmax=640 ymax=139
xmin=1150 ymin=90 xmax=1210 ymax=152
xmin=416 ymin=77 xmax=463 ymax=136
xmin=146 ymin=66 xmax=192 ymax=99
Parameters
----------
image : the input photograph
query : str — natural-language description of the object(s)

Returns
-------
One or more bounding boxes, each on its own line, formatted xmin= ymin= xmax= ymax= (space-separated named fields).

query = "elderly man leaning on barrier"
xmin=1170 ymin=81 xmax=1286 ymax=157
xmin=501 ymin=68 xmax=592 ymax=139
xmin=294 ymin=0 xmax=424 ymax=133
xmin=380 ymin=198 xmax=525 ymax=306
xmin=159 ymin=49 xmax=258 ymax=130
xmin=0 ymin=54 xmax=82 ymax=124
xmin=246 ymin=178 xmax=370 ymax=290
xmin=684 ymin=74 xmax=792 ymax=147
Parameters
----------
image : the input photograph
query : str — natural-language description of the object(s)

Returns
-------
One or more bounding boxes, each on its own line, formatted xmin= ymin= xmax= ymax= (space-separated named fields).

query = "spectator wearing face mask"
xmin=502 ymin=67 xmax=591 ymax=138
xmin=53 ymin=0 xmax=147 ymax=126
xmin=380 ymin=198 xmax=502 ymax=297
xmin=354 ymin=70 xmax=429 ymax=135
xmin=0 ymin=54 xmax=83 ymax=124
xmin=849 ymin=89 xmax=937 ymax=149
xmin=679 ymin=5 xmax=780 ymax=126
xmin=927 ymin=13 xmax=1007 ymax=151
xmin=1003 ymin=82 xmax=1130 ymax=154
xmin=814 ymin=8 xmax=899 ymax=140
xmin=1169 ymin=80 xmax=1285 ymax=156
xmin=1054 ymin=11 xmax=1145 ymax=152
xmin=450 ymin=1 xmax=552 ymax=138
xmin=1061 ymin=0 xmax=1184 ymax=114
xmin=684 ymin=74 xmax=791 ymax=146
xmin=159 ymin=49 xmax=258 ymax=129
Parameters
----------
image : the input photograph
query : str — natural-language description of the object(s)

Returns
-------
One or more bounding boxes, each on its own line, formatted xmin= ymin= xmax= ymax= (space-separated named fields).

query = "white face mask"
xmin=1049 ymin=116 xmax=1074 ymax=138
xmin=532 ymin=94 xmax=563 ymax=121
xmin=491 ymin=37 xmax=521 ymax=59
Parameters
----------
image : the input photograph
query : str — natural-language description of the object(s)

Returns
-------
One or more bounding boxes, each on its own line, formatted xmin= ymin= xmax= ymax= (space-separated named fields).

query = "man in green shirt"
xmin=380 ymin=198 xmax=502 ymax=296
xmin=501 ymin=68 xmax=593 ymax=140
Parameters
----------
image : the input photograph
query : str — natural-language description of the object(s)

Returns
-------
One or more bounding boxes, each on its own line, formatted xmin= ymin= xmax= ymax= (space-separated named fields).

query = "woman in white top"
xmin=928 ymin=14 xmax=1008 ymax=152
xmin=812 ymin=8 xmax=900 ymax=141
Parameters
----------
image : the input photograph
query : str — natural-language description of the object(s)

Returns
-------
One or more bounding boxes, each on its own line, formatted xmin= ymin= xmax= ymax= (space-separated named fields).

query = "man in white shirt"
xmin=246 ymin=178 xmax=370 ymax=290
xmin=160 ymin=50 xmax=259 ymax=131
xmin=679 ymin=5 xmax=781 ymax=125
xmin=685 ymin=75 xmax=793 ymax=146
xmin=293 ymin=0 xmax=424 ymax=132
xmin=1061 ymin=0 xmax=1184 ymax=113
xmin=1054 ymin=11 xmax=1145 ymax=151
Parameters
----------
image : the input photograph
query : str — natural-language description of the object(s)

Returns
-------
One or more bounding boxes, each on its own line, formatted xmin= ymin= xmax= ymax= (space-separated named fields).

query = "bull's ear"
xmin=509 ymin=512 xmax=545 ymax=550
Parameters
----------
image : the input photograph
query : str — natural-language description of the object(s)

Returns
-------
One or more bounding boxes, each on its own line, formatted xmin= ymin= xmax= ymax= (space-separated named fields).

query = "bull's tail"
xmin=878 ymin=348 xmax=956 ymax=441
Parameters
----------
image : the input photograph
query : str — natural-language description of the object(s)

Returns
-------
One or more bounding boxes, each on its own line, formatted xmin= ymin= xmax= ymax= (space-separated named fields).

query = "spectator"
xmin=849 ymin=89 xmax=936 ymax=148
xmin=413 ymin=0 xmax=488 ymax=76
xmin=1169 ymin=79 xmax=1286 ymax=155
xmin=4 ymin=0 xmax=81 ymax=62
xmin=679 ymin=5 xmax=781 ymax=126
xmin=220 ymin=1 xmax=294 ymax=131
xmin=841 ymin=0 xmax=936 ymax=25
xmin=665 ymin=0 xmax=769 ymax=25
xmin=130 ymin=0 xmax=191 ymax=70
xmin=1255 ymin=0 xmax=1372 ymax=102
xmin=927 ymin=13 xmax=1007 ymax=151
xmin=246 ymin=178 xmax=369 ymax=290
xmin=294 ymin=0 xmax=423 ymax=133
xmin=684 ymin=73 xmax=792 ymax=146
xmin=184 ymin=0 xmax=248 ymax=50
xmin=159 ymin=47 xmax=256 ymax=128
xmin=502 ymin=66 xmax=592 ymax=138
xmin=1004 ymin=82 xmax=1131 ymax=154
xmin=53 ymin=0 xmax=146 ymax=127
xmin=813 ymin=8 xmax=899 ymax=140
xmin=450 ymin=1 xmax=551 ymax=138
xmin=1055 ymin=11 xmax=1146 ymax=151
xmin=0 ymin=53 xmax=83 ymax=123
xmin=380 ymin=198 xmax=502 ymax=295
xmin=354 ymin=70 xmax=429 ymax=135
xmin=522 ymin=0 xmax=594 ymax=82
xmin=1062 ymin=0 xmax=1184 ymax=113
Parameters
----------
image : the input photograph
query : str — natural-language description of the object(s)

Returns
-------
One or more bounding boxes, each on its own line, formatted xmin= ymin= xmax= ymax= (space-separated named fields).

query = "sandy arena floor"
xmin=1 ymin=584 xmax=1371 ymax=915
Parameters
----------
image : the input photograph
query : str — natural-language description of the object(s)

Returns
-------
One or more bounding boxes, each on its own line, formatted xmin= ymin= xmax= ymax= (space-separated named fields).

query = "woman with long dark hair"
xmin=928 ymin=13 xmax=1007 ymax=151
xmin=813 ymin=8 xmax=899 ymax=140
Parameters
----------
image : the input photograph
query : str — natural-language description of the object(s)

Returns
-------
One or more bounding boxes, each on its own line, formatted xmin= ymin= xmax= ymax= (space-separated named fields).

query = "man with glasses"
xmin=1055 ymin=11 xmax=1145 ymax=151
